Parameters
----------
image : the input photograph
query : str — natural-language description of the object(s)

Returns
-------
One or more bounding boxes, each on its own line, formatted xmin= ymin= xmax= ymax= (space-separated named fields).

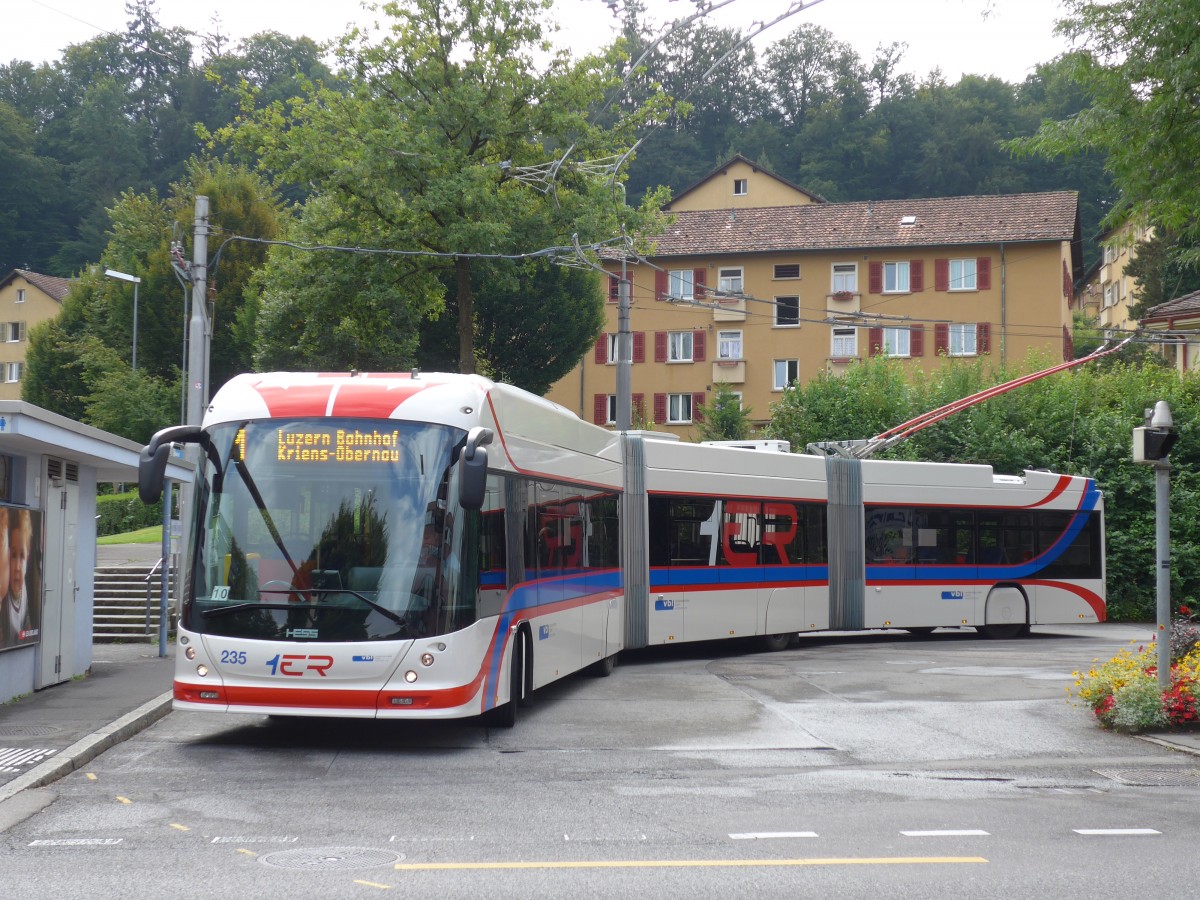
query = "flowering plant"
xmin=1072 ymin=606 xmax=1200 ymax=732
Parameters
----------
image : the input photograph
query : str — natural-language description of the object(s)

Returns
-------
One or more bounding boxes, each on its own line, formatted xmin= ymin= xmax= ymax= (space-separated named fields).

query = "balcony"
xmin=713 ymin=296 xmax=746 ymax=322
xmin=712 ymin=359 xmax=746 ymax=383
xmin=825 ymin=291 xmax=861 ymax=315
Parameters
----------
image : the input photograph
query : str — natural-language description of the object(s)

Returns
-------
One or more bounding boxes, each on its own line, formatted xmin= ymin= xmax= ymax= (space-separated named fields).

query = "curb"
xmin=1134 ymin=733 xmax=1200 ymax=757
xmin=0 ymin=690 xmax=173 ymax=806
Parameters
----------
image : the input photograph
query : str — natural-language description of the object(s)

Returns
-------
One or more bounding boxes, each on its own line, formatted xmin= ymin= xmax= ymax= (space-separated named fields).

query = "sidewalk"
xmin=0 ymin=641 xmax=174 ymax=808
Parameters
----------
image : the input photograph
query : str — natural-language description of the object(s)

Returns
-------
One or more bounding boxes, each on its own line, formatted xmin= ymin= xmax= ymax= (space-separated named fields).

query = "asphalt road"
xmin=4 ymin=624 xmax=1198 ymax=899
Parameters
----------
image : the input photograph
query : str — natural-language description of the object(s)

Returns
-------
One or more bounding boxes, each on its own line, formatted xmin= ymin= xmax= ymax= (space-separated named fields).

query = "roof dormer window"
xmin=733 ymin=178 xmax=748 ymax=196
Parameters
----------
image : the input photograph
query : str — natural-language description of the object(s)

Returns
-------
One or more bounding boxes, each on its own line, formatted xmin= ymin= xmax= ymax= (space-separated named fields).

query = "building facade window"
xmin=668 ymin=331 xmax=693 ymax=362
xmin=882 ymin=326 xmax=910 ymax=357
xmin=773 ymin=359 xmax=799 ymax=389
xmin=733 ymin=178 xmax=748 ymax=195
xmin=668 ymin=393 xmax=693 ymax=423
xmin=717 ymin=267 xmax=743 ymax=295
xmin=949 ymin=258 xmax=977 ymax=291
xmin=832 ymin=263 xmax=857 ymax=293
xmin=5 ymin=362 xmax=22 ymax=383
xmin=5 ymin=322 xmax=24 ymax=343
xmin=605 ymin=395 xmax=617 ymax=425
xmin=607 ymin=333 xmax=619 ymax=363
xmin=883 ymin=261 xmax=910 ymax=293
xmin=774 ymin=263 xmax=800 ymax=280
xmin=717 ymin=330 xmax=742 ymax=359
xmin=949 ymin=323 xmax=977 ymax=356
xmin=775 ymin=296 xmax=800 ymax=326
xmin=15 ymin=289 xmax=25 ymax=303
xmin=669 ymin=269 xmax=694 ymax=300
xmin=831 ymin=327 xmax=857 ymax=358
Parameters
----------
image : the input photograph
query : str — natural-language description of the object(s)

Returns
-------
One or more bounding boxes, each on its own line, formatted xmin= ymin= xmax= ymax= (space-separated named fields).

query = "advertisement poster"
xmin=0 ymin=504 xmax=42 ymax=652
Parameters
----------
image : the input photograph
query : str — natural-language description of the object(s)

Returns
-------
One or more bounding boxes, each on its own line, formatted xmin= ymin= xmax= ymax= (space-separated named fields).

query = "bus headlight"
xmin=196 ymin=665 xmax=209 ymax=677
xmin=420 ymin=652 xmax=435 ymax=667
xmin=185 ymin=646 xmax=196 ymax=660
xmin=404 ymin=670 xmax=418 ymax=683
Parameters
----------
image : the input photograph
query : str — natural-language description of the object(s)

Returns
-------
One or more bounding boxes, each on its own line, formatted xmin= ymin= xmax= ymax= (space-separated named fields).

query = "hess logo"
xmin=265 ymin=654 xmax=334 ymax=676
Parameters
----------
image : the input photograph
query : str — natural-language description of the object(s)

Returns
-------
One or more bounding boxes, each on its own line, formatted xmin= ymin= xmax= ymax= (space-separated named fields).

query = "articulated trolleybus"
xmin=139 ymin=371 xmax=1105 ymax=725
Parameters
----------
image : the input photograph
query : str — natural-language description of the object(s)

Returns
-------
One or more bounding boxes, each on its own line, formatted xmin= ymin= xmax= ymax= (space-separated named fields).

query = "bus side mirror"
xmin=139 ymin=425 xmax=203 ymax=503
xmin=458 ymin=427 xmax=493 ymax=510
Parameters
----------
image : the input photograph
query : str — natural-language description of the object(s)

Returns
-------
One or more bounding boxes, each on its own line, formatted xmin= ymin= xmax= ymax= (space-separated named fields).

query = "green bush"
xmin=96 ymin=491 xmax=163 ymax=537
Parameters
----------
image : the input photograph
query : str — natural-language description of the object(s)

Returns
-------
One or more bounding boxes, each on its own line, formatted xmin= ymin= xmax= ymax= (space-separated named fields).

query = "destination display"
xmin=274 ymin=428 xmax=402 ymax=463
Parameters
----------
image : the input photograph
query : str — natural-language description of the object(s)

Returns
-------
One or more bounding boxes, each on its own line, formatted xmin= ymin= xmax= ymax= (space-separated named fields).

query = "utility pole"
xmin=1133 ymin=400 xmax=1178 ymax=689
xmin=187 ymin=196 xmax=210 ymax=427
xmin=616 ymin=246 xmax=632 ymax=432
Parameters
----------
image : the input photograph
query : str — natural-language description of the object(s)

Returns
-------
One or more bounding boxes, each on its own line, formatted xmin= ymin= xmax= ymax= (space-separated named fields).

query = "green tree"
xmin=696 ymin=383 xmax=754 ymax=442
xmin=1124 ymin=231 xmax=1200 ymax=318
xmin=1006 ymin=0 xmax=1200 ymax=264
xmin=225 ymin=0 xmax=665 ymax=377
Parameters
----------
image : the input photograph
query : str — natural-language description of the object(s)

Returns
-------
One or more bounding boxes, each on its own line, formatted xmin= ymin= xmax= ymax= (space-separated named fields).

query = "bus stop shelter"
xmin=0 ymin=402 xmax=192 ymax=704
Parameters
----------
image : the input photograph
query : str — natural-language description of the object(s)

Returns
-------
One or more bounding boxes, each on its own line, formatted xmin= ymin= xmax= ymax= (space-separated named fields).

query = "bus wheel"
xmin=979 ymin=622 xmax=1025 ymax=639
xmin=485 ymin=634 xmax=524 ymax=728
xmin=590 ymin=653 xmax=618 ymax=677
xmin=760 ymin=633 xmax=792 ymax=652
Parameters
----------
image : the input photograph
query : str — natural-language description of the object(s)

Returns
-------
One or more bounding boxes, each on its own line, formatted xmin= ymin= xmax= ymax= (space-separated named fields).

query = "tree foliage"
xmin=695 ymin=383 xmax=754 ymax=442
xmin=1006 ymin=0 xmax=1200 ymax=265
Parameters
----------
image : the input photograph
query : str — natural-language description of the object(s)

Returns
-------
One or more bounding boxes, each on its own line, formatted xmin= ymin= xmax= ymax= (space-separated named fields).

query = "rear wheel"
xmin=760 ymin=632 xmax=792 ymax=652
xmin=979 ymin=622 xmax=1025 ymax=639
xmin=589 ymin=653 xmax=618 ymax=677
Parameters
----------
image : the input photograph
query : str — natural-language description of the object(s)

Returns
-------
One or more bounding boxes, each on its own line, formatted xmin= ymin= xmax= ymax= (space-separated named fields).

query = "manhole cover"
xmin=1094 ymin=768 xmax=1200 ymax=788
xmin=258 ymin=847 xmax=403 ymax=871
xmin=0 ymin=725 xmax=62 ymax=737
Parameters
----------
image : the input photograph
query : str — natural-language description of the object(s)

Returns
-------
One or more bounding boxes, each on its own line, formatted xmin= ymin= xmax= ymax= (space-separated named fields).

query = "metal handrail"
xmin=144 ymin=558 xmax=165 ymax=635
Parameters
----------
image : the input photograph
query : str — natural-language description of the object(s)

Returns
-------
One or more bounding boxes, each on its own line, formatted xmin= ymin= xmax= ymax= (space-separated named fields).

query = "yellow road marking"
xmin=169 ymin=824 xmax=190 ymax=832
xmin=353 ymin=881 xmax=393 ymax=890
xmin=395 ymin=857 xmax=988 ymax=871
xmin=115 ymin=797 xmax=132 ymax=805
xmin=85 ymin=773 xmax=97 ymax=781
xmin=237 ymin=849 xmax=258 ymax=857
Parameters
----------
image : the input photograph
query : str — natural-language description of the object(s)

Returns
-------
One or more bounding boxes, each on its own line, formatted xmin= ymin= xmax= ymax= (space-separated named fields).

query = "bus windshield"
xmin=186 ymin=418 xmax=475 ymax=643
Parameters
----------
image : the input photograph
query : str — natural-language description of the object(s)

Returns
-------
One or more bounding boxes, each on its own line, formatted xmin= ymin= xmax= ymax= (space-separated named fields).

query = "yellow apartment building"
xmin=1140 ymin=290 xmax=1200 ymax=374
xmin=0 ymin=269 xmax=72 ymax=401
xmin=546 ymin=156 xmax=1082 ymax=437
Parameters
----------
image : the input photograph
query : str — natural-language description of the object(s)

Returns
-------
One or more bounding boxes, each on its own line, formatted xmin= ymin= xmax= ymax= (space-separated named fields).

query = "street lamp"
xmin=104 ymin=268 xmax=141 ymax=372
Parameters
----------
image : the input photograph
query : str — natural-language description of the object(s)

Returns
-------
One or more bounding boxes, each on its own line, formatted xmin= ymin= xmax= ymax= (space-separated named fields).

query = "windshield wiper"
xmin=229 ymin=586 xmax=411 ymax=628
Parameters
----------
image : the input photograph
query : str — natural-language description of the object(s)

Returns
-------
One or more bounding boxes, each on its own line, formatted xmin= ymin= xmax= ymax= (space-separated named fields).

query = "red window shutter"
xmin=868 ymin=326 xmax=884 ymax=356
xmin=655 ymin=269 xmax=668 ymax=301
xmin=692 ymin=392 xmax=706 ymax=422
xmin=693 ymin=330 xmax=706 ymax=362
xmin=934 ymin=259 xmax=949 ymax=291
xmin=633 ymin=393 xmax=645 ymax=420
xmin=977 ymin=257 xmax=992 ymax=290
xmin=910 ymin=259 xmax=924 ymax=293
xmin=594 ymin=336 xmax=607 ymax=365
xmin=608 ymin=275 xmax=619 ymax=303
xmin=910 ymin=324 xmax=924 ymax=357
xmin=593 ymin=394 xmax=607 ymax=426
xmin=1062 ymin=260 xmax=1072 ymax=300
xmin=653 ymin=393 xmax=667 ymax=424
xmin=693 ymin=267 xmax=707 ymax=301
xmin=654 ymin=331 xmax=667 ymax=363
xmin=977 ymin=322 xmax=991 ymax=354
xmin=935 ymin=323 xmax=949 ymax=355
xmin=632 ymin=331 xmax=645 ymax=364
xmin=868 ymin=261 xmax=883 ymax=294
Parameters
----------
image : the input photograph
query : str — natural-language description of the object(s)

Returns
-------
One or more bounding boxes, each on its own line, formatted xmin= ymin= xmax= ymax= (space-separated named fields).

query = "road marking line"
xmin=115 ymin=796 xmax=132 ymax=805
xmin=901 ymin=830 xmax=990 ymax=837
xmin=394 ymin=857 xmax=987 ymax=871
xmin=237 ymin=849 xmax=259 ymax=857
xmin=353 ymin=881 xmax=393 ymax=890
xmin=730 ymin=832 xmax=819 ymax=840
xmin=169 ymin=823 xmax=190 ymax=832
xmin=1073 ymin=829 xmax=1161 ymax=836
xmin=86 ymin=773 xmax=97 ymax=781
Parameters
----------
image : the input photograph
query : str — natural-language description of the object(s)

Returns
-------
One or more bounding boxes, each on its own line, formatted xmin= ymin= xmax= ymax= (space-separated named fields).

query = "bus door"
xmin=864 ymin=507 xmax=917 ymax=627
xmin=700 ymin=500 xmax=765 ymax=641
xmin=759 ymin=501 xmax=808 ymax=636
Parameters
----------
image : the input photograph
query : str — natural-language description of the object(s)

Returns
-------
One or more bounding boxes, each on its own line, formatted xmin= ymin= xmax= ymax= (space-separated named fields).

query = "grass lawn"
xmin=97 ymin=525 xmax=163 ymax=545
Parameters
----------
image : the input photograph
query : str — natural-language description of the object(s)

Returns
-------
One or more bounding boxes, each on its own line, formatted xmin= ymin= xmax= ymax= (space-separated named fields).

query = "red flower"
xmin=1180 ymin=605 xmax=1192 ymax=616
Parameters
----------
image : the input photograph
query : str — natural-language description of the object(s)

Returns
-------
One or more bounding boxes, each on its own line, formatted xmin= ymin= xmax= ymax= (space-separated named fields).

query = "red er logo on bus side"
xmin=265 ymin=654 xmax=333 ymax=676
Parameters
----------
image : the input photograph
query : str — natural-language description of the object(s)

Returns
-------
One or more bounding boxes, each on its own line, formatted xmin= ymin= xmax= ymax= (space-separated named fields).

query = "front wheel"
xmin=484 ymin=632 xmax=525 ymax=728
xmin=589 ymin=653 xmax=618 ymax=677
xmin=759 ymin=633 xmax=792 ymax=653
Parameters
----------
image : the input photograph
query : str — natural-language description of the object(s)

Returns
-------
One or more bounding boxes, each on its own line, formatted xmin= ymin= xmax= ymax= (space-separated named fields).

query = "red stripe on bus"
xmin=1021 ymin=474 xmax=1074 ymax=508
xmin=1023 ymin=579 xmax=1106 ymax=621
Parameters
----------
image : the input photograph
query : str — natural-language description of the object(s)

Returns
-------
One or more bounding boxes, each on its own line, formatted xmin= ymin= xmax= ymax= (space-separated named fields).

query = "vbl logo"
xmin=265 ymin=654 xmax=333 ymax=676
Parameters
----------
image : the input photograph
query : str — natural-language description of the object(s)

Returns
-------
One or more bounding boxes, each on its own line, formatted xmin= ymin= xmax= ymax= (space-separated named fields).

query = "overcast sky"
xmin=7 ymin=0 xmax=1073 ymax=84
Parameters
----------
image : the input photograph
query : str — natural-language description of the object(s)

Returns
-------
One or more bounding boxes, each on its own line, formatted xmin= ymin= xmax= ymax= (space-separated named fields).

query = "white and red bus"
xmin=139 ymin=371 xmax=1104 ymax=725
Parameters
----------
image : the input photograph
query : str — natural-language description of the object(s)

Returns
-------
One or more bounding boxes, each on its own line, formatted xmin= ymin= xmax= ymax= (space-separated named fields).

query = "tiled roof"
xmin=649 ymin=191 xmax=1079 ymax=257
xmin=1142 ymin=289 xmax=1200 ymax=323
xmin=5 ymin=269 xmax=73 ymax=302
